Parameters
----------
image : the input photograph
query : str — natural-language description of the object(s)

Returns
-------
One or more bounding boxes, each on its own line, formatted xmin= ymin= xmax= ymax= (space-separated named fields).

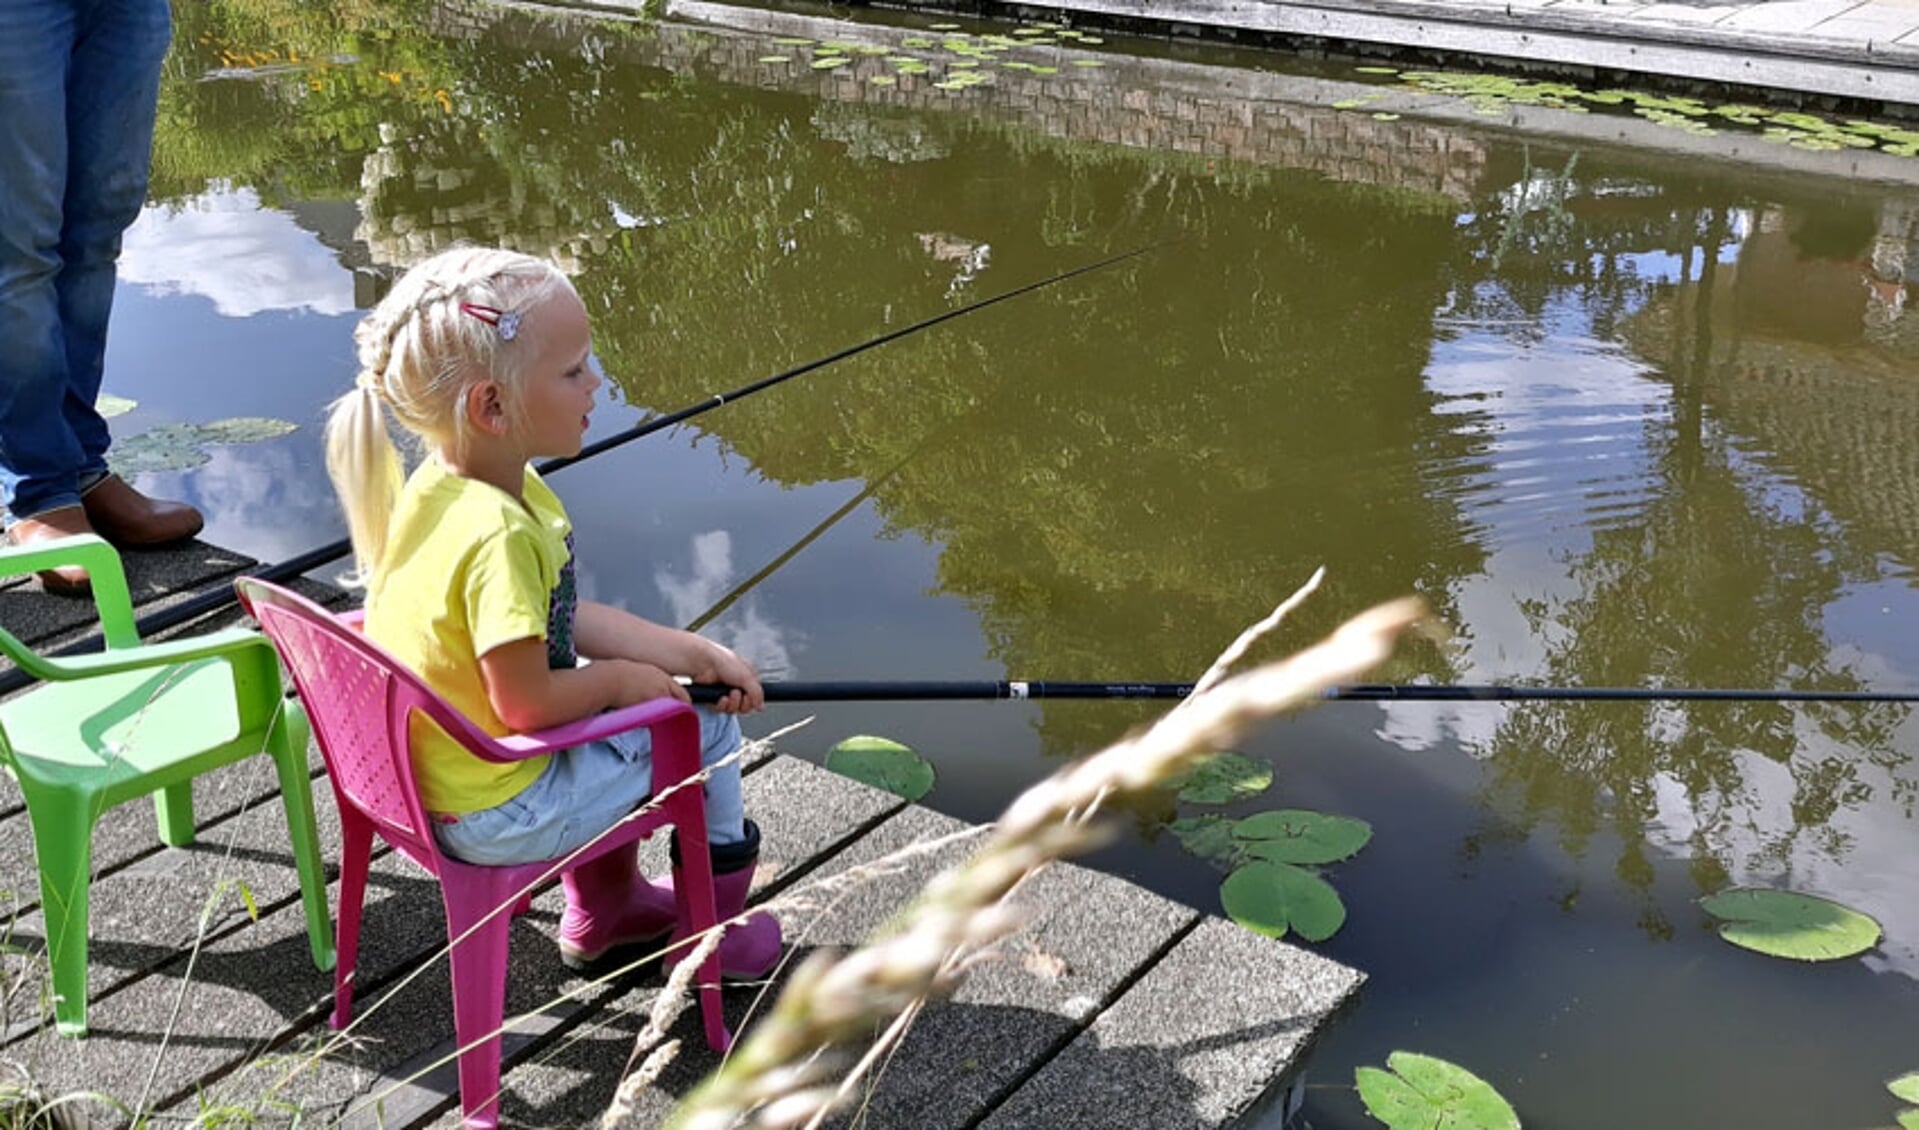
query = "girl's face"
xmin=517 ymin=290 xmax=601 ymax=459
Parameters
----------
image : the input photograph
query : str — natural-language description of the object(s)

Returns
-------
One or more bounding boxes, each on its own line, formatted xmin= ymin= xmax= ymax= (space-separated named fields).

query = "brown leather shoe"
xmin=82 ymin=473 xmax=203 ymax=547
xmin=8 ymin=506 xmax=95 ymax=596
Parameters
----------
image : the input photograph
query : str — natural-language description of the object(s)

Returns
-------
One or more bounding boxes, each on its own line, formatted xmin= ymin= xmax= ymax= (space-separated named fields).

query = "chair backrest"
xmin=235 ymin=578 xmax=484 ymax=867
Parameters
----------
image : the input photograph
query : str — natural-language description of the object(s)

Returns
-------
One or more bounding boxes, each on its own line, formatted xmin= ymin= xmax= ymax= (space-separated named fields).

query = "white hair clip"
xmin=459 ymin=303 xmax=521 ymax=341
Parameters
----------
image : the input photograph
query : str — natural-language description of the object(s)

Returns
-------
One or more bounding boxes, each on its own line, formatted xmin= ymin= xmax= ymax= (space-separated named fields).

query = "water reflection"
xmin=121 ymin=186 xmax=356 ymax=317
xmin=138 ymin=1 xmax=1919 ymax=1125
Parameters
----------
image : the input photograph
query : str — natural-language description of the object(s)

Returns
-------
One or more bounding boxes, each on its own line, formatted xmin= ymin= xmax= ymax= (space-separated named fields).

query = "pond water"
xmin=123 ymin=0 xmax=1919 ymax=1125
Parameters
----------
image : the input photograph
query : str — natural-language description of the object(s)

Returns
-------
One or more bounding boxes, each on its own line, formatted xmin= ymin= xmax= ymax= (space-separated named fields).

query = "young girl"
xmin=323 ymin=246 xmax=780 ymax=980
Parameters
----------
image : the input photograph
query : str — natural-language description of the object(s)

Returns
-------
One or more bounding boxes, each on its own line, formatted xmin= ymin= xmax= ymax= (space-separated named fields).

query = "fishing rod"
xmin=686 ymin=680 xmax=1919 ymax=705
xmin=0 ymin=245 xmax=1156 ymax=694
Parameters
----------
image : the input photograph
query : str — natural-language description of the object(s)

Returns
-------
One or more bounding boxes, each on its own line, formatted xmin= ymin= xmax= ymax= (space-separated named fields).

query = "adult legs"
xmin=60 ymin=0 xmax=173 ymax=490
xmin=0 ymin=0 xmax=90 ymax=523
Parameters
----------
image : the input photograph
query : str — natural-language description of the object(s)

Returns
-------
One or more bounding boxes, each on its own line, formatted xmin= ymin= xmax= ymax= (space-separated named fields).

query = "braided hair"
xmin=324 ymin=246 xmax=575 ymax=584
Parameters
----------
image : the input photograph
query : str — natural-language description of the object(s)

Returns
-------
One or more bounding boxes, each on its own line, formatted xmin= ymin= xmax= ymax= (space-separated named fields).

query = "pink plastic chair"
xmin=234 ymin=578 xmax=727 ymax=1128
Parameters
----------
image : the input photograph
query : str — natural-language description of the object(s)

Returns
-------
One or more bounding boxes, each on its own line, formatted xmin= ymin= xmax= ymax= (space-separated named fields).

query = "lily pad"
xmin=1233 ymin=810 xmax=1372 ymax=864
xmin=1355 ymin=1052 xmax=1519 ymax=1130
xmin=1701 ymin=888 xmax=1881 ymax=961
xmin=825 ymin=735 xmax=934 ymax=800
xmin=1168 ymin=815 xmax=1241 ymax=866
xmin=1892 ymin=1073 xmax=1919 ymax=1103
xmin=1220 ymin=861 xmax=1345 ymax=941
xmin=97 ymin=393 xmax=138 ymax=418
xmin=758 ymin=55 xmax=793 ymax=64
xmin=1174 ymin=751 xmax=1273 ymax=804
xmin=194 ymin=417 xmax=299 ymax=445
xmin=110 ymin=424 xmax=211 ymax=474
xmin=811 ymin=57 xmax=850 ymax=70
xmin=1899 ymin=1111 xmax=1919 ymax=1130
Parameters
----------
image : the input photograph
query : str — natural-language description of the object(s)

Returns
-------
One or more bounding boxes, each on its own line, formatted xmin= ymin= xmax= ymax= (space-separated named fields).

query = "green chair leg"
xmin=155 ymin=781 xmax=196 ymax=847
xmin=25 ymin=786 xmax=97 ymax=1037
xmin=268 ymin=701 xmax=335 ymax=973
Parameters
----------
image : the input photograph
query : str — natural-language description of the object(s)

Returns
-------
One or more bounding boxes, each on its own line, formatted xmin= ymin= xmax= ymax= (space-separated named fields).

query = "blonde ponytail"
xmin=323 ymin=383 xmax=405 ymax=586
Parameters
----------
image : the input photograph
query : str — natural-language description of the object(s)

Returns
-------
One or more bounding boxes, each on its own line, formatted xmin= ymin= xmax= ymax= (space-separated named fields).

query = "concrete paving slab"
xmin=0 ymin=782 xmax=344 ymax=1037
xmin=980 ymin=918 xmax=1365 ymax=1130
xmin=11 ymin=846 xmax=446 ymax=1124
xmin=1720 ymin=0 xmax=1868 ymax=32
xmin=0 ymin=539 xmax=252 ymax=652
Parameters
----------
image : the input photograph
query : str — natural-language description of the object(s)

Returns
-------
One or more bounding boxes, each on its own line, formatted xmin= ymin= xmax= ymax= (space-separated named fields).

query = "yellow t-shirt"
xmin=365 ymin=460 xmax=578 ymax=814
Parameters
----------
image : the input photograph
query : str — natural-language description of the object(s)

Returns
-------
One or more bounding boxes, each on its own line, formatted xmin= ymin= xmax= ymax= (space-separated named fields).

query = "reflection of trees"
xmin=158 ymin=0 xmax=1486 ymax=769
xmin=1462 ymin=179 xmax=1916 ymax=930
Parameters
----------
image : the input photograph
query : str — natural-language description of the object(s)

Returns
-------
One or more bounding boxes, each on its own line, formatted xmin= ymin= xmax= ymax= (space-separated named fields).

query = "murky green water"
xmin=124 ymin=0 xmax=1919 ymax=1124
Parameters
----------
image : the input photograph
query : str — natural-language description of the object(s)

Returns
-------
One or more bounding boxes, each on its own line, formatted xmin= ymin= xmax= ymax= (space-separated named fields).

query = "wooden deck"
xmin=0 ymin=542 xmax=1361 ymax=1128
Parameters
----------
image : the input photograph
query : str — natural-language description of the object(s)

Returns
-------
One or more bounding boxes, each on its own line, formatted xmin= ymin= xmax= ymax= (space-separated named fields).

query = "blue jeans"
xmin=433 ymin=707 xmax=749 ymax=867
xmin=0 ymin=0 xmax=170 ymax=521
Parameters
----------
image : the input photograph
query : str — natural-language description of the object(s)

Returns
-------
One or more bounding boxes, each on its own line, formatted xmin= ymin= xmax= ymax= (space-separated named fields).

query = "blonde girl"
xmin=324 ymin=246 xmax=779 ymax=978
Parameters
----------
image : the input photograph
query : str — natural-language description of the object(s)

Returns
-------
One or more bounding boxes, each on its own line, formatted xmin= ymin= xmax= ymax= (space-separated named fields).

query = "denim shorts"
xmin=432 ymin=706 xmax=746 ymax=866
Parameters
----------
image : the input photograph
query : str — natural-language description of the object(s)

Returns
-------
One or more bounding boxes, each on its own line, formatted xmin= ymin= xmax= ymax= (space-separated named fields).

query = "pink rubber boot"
xmin=558 ymin=846 xmax=679 ymax=971
xmin=668 ymin=819 xmax=784 ymax=982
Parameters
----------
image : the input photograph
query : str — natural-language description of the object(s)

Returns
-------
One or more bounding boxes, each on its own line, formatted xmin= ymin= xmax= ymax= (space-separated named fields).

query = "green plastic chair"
xmin=0 ymin=534 xmax=334 ymax=1036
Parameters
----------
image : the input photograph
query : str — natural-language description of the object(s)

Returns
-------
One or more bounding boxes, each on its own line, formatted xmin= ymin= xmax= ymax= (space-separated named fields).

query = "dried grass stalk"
xmin=620 ymin=589 xmax=1422 ymax=1130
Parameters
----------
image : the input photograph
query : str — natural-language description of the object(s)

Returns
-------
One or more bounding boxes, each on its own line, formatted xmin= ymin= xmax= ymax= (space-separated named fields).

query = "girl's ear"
xmin=464 ymin=380 xmax=510 ymax=436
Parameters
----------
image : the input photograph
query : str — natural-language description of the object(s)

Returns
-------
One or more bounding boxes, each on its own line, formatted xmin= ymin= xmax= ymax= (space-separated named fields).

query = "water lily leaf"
xmin=1071 ymin=59 xmax=1104 ymax=68
xmin=758 ymin=55 xmax=792 ymax=64
xmin=772 ymin=36 xmax=814 ymax=45
xmin=868 ymin=75 xmax=895 ymax=85
xmin=811 ymin=57 xmax=850 ymax=70
xmin=1890 ymin=1073 xmax=1919 ymax=1103
xmin=825 ymin=735 xmax=934 ymax=800
xmin=1898 ymin=1110 xmax=1919 ymax=1130
xmin=1222 ymin=861 xmax=1345 ymax=941
xmin=927 ymin=21 xmax=962 ymax=30
xmin=1168 ymin=815 xmax=1242 ymax=866
xmin=97 ymin=393 xmax=138 ymax=418
xmin=1701 ymin=888 xmax=1881 ymax=961
xmin=108 ymin=424 xmax=213 ymax=474
xmin=1356 ymin=65 xmax=1399 ymax=74
xmin=194 ymin=417 xmax=298 ymax=445
xmin=1174 ymin=751 xmax=1273 ymax=804
xmin=1372 ymin=112 xmax=1401 ymax=121
xmin=1356 ymin=1053 xmax=1519 ymax=1130
xmin=901 ymin=36 xmax=934 ymax=47
xmin=1233 ymin=810 xmax=1372 ymax=864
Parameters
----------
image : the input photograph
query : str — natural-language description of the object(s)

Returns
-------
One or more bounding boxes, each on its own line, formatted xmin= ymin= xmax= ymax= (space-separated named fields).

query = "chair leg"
xmin=267 ymin=703 xmax=334 ymax=972
xmin=331 ymin=809 xmax=375 ymax=1031
xmin=25 ymin=787 xmax=97 ymax=1038
xmin=669 ymin=804 xmax=731 ymax=1053
xmin=443 ymin=880 xmax=519 ymax=1130
xmin=154 ymin=782 xmax=195 ymax=848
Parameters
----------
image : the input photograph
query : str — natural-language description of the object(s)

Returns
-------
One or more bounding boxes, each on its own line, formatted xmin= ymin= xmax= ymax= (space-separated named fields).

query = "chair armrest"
xmin=9 ymin=627 xmax=271 ymax=683
xmin=0 ymin=534 xmax=138 ymax=646
xmin=481 ymin=697 xmax=697 ymax=762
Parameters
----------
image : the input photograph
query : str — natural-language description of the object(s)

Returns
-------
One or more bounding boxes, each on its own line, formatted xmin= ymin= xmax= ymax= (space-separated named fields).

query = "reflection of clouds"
xmin=122 ymin=186 xmax=354 ymax=317
xmin=154 ymin=439 xmax=340 ymax=565
xmin=655 ymin=530 xmax=795 ymax=678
